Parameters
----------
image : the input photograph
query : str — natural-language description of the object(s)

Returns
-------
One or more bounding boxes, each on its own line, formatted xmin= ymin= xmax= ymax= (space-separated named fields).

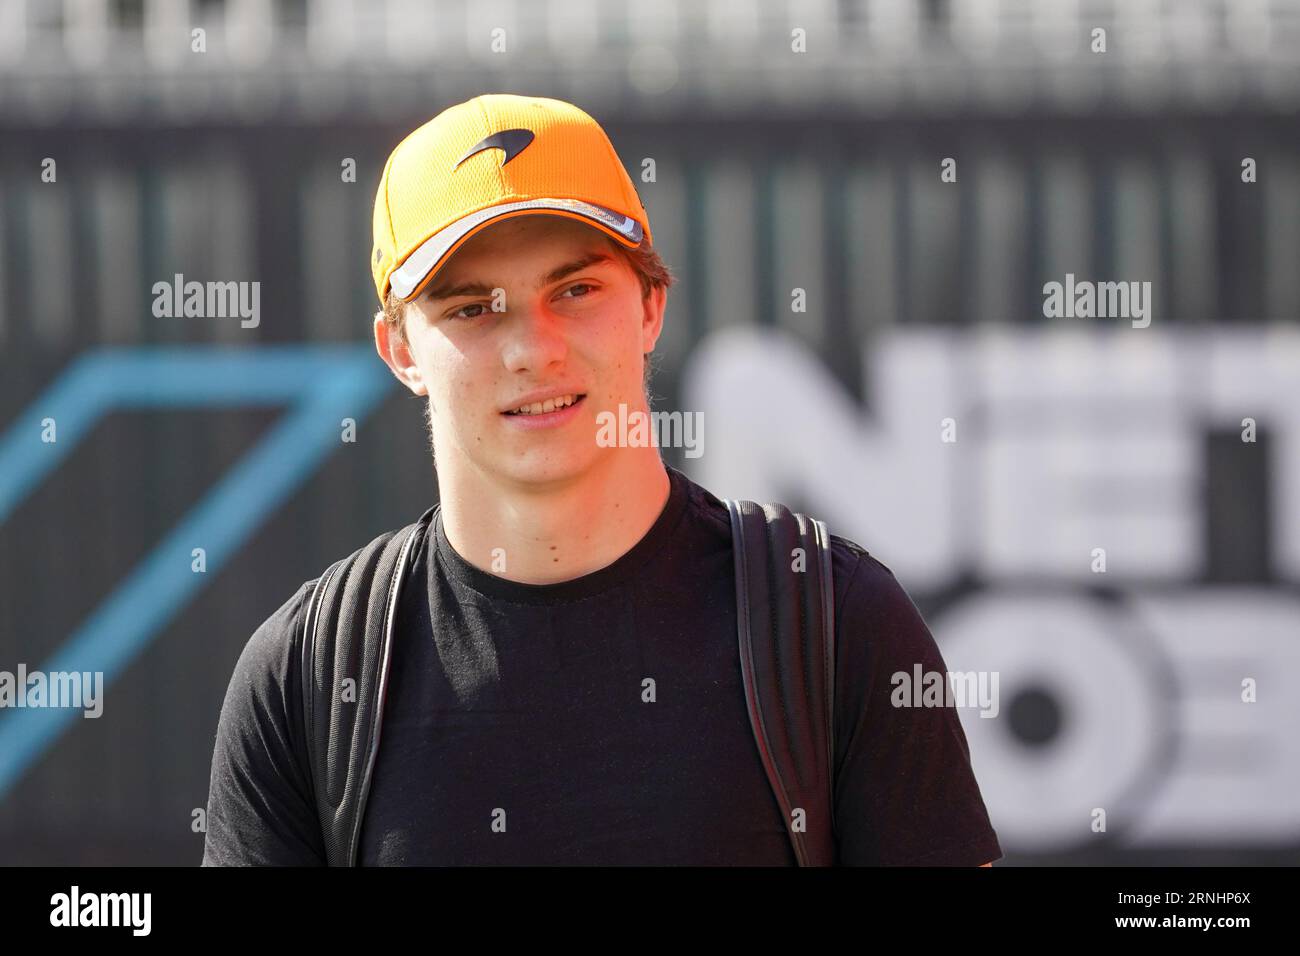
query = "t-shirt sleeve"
xmin=830 ymin=543 xmax=1003 ymax=866
xmin=201 ymin=580 xmax=328 ymax=866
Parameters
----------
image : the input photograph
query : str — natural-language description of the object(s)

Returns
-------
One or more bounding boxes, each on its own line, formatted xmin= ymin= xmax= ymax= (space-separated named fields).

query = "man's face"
xmin=375 ymin=214 xmax=666 ymax=488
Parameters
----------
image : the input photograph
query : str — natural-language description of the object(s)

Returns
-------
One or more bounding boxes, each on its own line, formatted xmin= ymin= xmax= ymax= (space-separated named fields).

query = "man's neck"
xmin=436 ymin=450 xmax=672 ymax=585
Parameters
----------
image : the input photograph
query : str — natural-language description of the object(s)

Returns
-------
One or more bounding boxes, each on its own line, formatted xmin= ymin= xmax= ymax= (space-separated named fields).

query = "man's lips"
xmin=501 ymin=393 xmax=587 ymax=416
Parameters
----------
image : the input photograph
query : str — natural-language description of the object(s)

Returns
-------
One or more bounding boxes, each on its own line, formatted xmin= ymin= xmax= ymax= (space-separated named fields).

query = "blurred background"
xmin=1 ymin=0 xmax=1297 ymax=865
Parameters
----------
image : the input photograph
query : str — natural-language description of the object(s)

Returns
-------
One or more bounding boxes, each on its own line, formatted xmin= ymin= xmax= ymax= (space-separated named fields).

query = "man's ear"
xmin=640 ymin=283 xmax=667 ymax=356
xmin=373 ymin=311 xmax=427 ymax=396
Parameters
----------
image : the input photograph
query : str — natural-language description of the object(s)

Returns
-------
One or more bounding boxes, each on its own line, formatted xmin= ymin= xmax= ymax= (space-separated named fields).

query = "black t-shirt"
xmin=202 ymin=465 xmax=1002 ymax=866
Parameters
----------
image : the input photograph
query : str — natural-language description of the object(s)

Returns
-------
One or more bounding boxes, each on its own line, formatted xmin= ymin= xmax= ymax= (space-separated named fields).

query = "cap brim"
xmin=388 ymin=198 xmax=646 ymax=302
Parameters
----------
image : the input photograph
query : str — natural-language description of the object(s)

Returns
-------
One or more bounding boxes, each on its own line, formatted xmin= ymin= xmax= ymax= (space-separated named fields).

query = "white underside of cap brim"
xmin=389 ymin=198 xmax=644 ymax=300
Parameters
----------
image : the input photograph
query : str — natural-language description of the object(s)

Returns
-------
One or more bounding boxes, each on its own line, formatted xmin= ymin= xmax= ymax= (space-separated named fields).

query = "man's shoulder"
xmin=242 ymin=509 xmax=433 ymax=654
xmin=225 ymin=578 xmax=319 ymax=696
xmin=671 ymin=469 xmax=901 ymax=615
xmin=825 ymin=532 xmax=911 ymax=620
xmin=255 ymin=578 xmax=318 ymax=646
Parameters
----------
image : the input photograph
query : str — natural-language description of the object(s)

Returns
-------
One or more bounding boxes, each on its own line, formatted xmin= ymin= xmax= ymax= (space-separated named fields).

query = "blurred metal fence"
xmin=2 ymin=0 xmax=1299 ymax=120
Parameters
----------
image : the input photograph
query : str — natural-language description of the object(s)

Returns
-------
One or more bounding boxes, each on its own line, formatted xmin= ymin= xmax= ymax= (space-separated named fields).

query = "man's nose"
xmin=500 ymin=303 xmax=570 ymax=373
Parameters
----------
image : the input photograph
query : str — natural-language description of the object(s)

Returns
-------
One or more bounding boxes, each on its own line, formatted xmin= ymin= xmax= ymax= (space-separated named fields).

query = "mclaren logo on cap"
xmin=455 ymin=129 xmax=535 ymax=170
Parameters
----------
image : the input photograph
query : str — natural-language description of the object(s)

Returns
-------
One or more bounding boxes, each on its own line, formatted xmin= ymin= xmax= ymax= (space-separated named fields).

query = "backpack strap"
xmin=724 ymin=498 xmax=837 ymax=866
xmin=300 ymin=505 xmax=437 ymax=866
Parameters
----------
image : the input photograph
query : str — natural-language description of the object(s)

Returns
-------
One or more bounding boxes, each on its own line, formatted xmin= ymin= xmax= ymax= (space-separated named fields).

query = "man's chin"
xmin=490 ymin=448 xmax=599 ymax=491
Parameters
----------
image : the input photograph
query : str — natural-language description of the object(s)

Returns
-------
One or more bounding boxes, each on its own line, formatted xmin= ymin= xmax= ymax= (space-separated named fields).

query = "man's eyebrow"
xmin=423 ymin=251 xmax=616 ymax=303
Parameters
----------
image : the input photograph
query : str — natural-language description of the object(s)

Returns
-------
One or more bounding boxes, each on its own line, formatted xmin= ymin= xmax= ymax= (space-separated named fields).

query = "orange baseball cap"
xmin=371 ymin=93 xmax=653 ymax=307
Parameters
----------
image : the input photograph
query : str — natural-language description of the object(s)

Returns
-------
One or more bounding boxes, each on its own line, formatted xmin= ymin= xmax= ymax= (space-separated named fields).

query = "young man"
xmin=202 ymin=93 xmax=1001 ymax=866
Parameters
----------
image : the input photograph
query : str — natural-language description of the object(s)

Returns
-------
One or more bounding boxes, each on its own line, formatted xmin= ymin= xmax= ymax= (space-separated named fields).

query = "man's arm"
xmin=202 ymin=580 xmax=328 ymax=866
xmin=829 ymin=542 xmax=1004 ymax=866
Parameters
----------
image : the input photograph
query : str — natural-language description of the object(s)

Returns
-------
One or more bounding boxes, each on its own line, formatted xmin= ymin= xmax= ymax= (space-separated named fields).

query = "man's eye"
xmin=560 ymin=283 xmax=594 ymax=299
xmin=448 ymin=303 xmax=487 ymax=320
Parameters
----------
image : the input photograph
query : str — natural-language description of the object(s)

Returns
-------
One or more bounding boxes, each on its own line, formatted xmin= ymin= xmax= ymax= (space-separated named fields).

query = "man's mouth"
xmin=502 ymin=393 xmax=586 ymax=416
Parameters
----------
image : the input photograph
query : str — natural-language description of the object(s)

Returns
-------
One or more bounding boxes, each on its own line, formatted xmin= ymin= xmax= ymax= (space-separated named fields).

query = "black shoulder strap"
xmin=724 ymin=498 xmax=837 ymax=866
xmin=300 ymin=505 xmax=436 ymax=866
